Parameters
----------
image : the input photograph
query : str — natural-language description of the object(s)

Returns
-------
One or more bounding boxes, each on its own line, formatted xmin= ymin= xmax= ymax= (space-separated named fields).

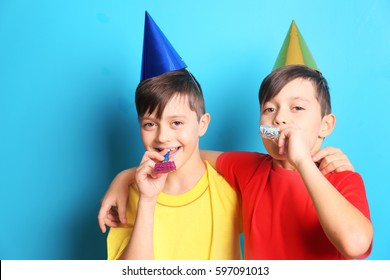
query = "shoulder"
xmin=219 ymin=151 xmax=270 ymax=160
xmin=205 ymin=161 xmax=230 ymax=183
xmin=217 ymin=151 xmax=271 ymax=168
xmin=215 ymin=152 xmax=273 ymax=192
xmin=326 ymin=171 xmax=364 ymax=188
xmin=326 ymin=171 xmax=368 ymax=203
xmin=205 ymin=161 xmax=240 ymax=200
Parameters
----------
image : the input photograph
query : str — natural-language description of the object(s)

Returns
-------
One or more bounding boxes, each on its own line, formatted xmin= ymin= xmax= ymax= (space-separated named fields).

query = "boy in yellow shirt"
xmin=106 ymin=12 xmax=241 ymax=260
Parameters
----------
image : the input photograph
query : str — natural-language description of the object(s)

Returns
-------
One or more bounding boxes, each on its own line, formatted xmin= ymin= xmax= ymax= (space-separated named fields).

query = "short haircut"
xmin=259 ymin=65 xmax=331 ymax=117
xmin=135 ymin=69 xmax=205 ymax=121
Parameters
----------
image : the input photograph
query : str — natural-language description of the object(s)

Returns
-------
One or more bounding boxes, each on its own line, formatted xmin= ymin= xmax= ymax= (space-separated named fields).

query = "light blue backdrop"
xmin=0 ymin=0 xmax=389 ymax=260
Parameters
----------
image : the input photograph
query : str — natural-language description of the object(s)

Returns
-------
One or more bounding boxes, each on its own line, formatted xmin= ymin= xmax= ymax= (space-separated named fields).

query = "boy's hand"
xmin=312 ymin=147 xmax=355 ymax=175
xmin=98 ymin=170 xmax=131 ymax=233
xmin=278 ymin=126 xmax=312 ymax=168
xmin=135 ymin=151 xmax=168 ymax=201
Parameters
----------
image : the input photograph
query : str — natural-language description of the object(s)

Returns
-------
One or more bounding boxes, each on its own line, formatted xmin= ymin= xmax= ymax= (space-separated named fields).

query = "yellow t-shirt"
xmin=107 ymin=161 xmax=242 ymax=260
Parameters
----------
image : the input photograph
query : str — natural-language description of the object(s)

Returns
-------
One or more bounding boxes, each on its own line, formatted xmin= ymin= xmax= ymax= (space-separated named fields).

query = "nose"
xmin=273 ymin=110 xmax=287 ymax=126
xmin=156 ymin=125 xmax=172 ymax=143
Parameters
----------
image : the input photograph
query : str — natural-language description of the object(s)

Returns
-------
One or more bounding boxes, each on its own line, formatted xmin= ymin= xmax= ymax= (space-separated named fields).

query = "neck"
xmin=273 ymin=158 xmax=297 ymax=170
xmin=163 ymin=154 xmax=206 ymax=195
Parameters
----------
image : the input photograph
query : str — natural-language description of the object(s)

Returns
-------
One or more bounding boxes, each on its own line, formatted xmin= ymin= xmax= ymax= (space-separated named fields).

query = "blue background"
xmin=1 ymin=0 xmax=389 ymax=260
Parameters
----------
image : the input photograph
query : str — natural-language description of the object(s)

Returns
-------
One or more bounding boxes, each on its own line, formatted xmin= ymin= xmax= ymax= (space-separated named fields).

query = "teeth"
xmin=156 ymin=147 xmax=178 ymax=152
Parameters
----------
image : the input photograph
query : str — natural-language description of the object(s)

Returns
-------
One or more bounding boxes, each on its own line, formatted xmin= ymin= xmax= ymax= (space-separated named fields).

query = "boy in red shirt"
xmin=214 ymin=64 xmax=372 ymax=259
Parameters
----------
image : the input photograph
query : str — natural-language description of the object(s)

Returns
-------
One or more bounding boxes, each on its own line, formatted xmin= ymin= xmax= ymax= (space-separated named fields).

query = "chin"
xmin=263 ymin=142 xmax=282 ymax=160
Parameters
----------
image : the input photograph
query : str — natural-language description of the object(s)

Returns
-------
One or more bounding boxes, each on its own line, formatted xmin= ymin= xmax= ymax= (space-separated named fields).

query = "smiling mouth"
xmin=155 ymin=147 xmax=180 ymax=155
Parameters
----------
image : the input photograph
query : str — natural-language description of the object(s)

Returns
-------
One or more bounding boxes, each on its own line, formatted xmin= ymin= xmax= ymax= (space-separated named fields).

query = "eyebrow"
xmin=263 ymin=96 xmax=310 ymax=104
xmin=141 ymin=114 xmax=189 ymax=121
xmin=290 ymin=96 xmax=310 ymax=102
xmin=166 ymin=115 xmax=189 ymax=120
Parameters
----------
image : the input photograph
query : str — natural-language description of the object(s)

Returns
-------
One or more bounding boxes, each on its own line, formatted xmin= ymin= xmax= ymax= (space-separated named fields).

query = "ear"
xmin=319 ymin=113 xmax=336 ymax=138
xmin=198 ymin=113 xmax=211 ymax=137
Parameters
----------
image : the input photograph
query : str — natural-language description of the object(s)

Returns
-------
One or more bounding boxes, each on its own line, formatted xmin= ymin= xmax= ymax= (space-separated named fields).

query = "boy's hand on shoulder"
xmin=136 ymin=151 xmax=168 ymax=202
xmin=312 ymin=147 xmax=355 ymax=175
xmin=98 ymin=170 xmax=132 ymax=233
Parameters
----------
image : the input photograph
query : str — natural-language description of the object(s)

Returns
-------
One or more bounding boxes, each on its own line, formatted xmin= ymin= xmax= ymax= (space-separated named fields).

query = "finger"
xmin=98 ymin=209 xmax=123 ymax=233
xmin=312 ymin=147 xmax=340 ymax=162
xmin=97 ymin=216 xmax=106 ymax=233
xmin=109 ymin=206 xmax=119 ymax=217
xmin=149 ymin=172 xmax=166 ymax=179
xmin=136 ymin=162 xmax=157 ymax=182
xmin=334 ymin=165 xmax=354 ymax=173
xmin=319 ymin=161 xmax=337 ymax=174
xmin=319 ymin=157 xmax=354 ymax=174
xmin=278 ymin=132 xmax=288 ymax=155
xmin=316 ymin=153 xmax=336 ymax=170
xmin=316 ymin=151 xmax=353 ymax=173
xmin=317 ymin=154 xmax=338 ymax=172
xmin=320 ymin=162 xmax=354 ymax=175
xmin=314 ymin=149 xmax=344 ymax=168
xmin=103 ymin=218 xmax=120 ymax=228
xmin=107 ymin=212 xmax=121 ymax=223
xmin=98 ymin=204 xmax=112 ymax=233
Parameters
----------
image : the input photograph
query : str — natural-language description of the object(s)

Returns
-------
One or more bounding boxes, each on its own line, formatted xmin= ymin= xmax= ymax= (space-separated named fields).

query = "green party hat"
xmin=273 ymin=20 xmax=319 ymax=71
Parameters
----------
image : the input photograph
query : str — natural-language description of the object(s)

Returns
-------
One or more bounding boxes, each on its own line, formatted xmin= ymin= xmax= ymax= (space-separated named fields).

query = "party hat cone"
xmin=141 ymin=11 xmax=187 ymax=80
xmin=273 ymin=20 xmax=319 ymax=71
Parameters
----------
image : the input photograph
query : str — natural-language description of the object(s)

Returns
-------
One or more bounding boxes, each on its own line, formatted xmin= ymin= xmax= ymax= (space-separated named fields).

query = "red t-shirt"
xmin=216 ymin=152 xmax=372 ymax=259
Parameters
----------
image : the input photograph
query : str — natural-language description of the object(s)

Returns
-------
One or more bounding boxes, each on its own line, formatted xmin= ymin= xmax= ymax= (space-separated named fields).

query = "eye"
xmin=172 ymin=121 xmax=183 ymax=127
xmin=263 ymin=107 xmax=276 ymax=114
xmin=292 ymin=106 xmax=305 ymax=111
xmin=142 ymin=122 xmax=156 ymax=129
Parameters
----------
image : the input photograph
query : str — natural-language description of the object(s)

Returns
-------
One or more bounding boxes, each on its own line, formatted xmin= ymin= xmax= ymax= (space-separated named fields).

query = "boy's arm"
xmin=119 ymin=151 xmax=167 ymax=259
xmin=199 ymin=150 xmax=223 ymax=168
xmin=200 ymin=148 xmax=354 ymax=174
xmin=297 ymin=158 xmax=373 ymax=259
xmin=119 ymin=198 xmax=156 ymax=259
xmin=280 ymin=128 xmax=373 ymax=259
xmin=98 ymin=148 xmax=354 ymax=233
xmin=98 ymin=150 xmax=221 ymax=232
xmin=98 ymin=168 xmax=136 ymax=233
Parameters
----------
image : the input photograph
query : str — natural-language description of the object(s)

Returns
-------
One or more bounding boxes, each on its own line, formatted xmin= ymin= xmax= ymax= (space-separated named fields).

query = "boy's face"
xmin=139 ymin=94 xmax=209 ymax=171
xmin=260 ymin=78 xmax=330 ymax=162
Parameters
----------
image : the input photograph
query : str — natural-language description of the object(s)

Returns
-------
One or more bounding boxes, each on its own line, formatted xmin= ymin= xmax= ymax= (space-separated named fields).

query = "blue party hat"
xmin=141 ymin=11 xmax=187 ymax=81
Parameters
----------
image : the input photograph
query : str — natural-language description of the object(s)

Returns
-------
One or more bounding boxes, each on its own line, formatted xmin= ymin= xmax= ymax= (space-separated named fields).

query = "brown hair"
xmin=259 ymin=65 xmax=331 ymax=117
xmin=135 ymin=69 xmax=205 ymax=121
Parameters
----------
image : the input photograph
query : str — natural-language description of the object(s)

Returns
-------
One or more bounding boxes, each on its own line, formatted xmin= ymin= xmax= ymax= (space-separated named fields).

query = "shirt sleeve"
xmin=216 ymin=151 xmax=272 ymax=193
xmin=107 ymin=226 xmax=133 ymax=260
xmin=331 ymin=171 xmax=371 ymax=220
